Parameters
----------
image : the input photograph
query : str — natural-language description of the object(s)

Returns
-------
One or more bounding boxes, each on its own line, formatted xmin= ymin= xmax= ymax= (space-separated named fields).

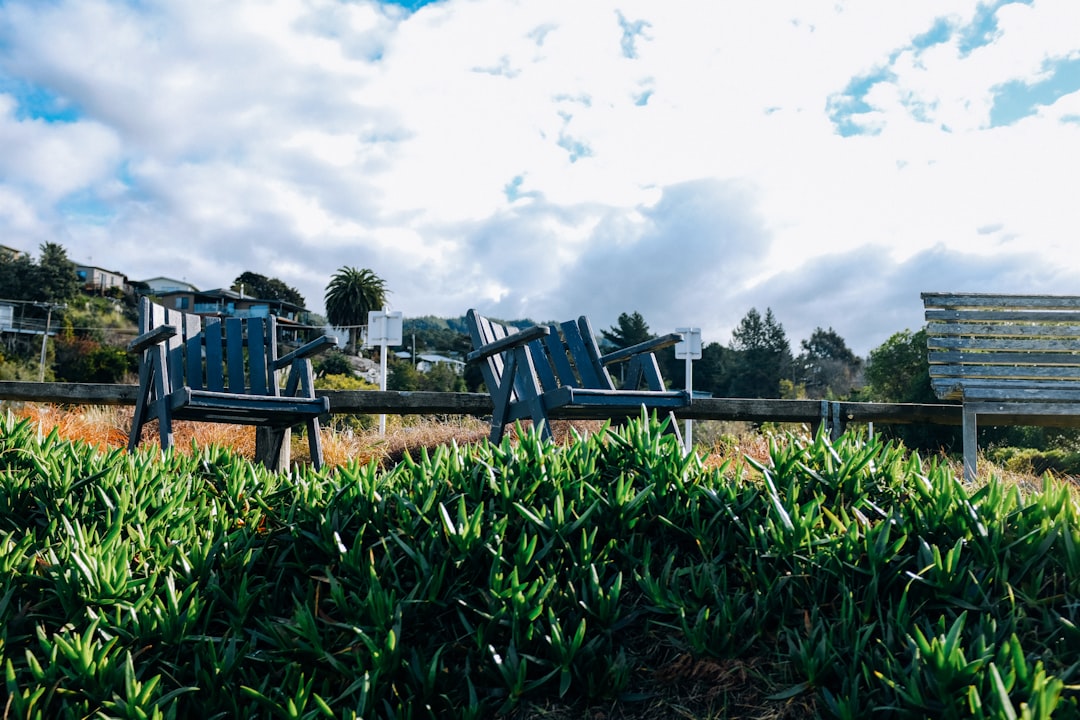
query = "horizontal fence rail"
xmin=0 ymin=381 xmax=976 ymax=429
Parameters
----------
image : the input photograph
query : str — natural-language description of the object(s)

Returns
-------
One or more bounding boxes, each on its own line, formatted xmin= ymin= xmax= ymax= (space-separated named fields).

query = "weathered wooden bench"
xmin=128 ymin=297 xmax=336 ymax=470
xmin=923 ymin=292 xmax=1080 ymax=480
xmin=466 ymin=309 xmax=690 ymax=443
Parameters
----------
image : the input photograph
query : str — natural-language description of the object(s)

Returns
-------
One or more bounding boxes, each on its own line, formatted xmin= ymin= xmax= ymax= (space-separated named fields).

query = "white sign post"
xmin=674 ymin=327 xmax=702 ymax=452
xmin=366 ymin=308 xmax=404 ymax=436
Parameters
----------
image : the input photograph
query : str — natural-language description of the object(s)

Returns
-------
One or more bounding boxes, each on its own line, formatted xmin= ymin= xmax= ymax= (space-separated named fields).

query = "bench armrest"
xmin=127 ymin=325 xmax=178 ymax=354
xmin=466 ymin=325 xmax=550 ymax=364
xmin=600 ymin=332 xmax=683 ymax=366
xmin=273 ymin=335 xmax=337 ymax=370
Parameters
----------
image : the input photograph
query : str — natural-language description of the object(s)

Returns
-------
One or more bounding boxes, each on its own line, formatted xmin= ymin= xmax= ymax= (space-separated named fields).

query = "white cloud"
xmin=0 ymin=94 xmax=121 ymax=199
xmin=1 ymin=0 xmax=1078 ymax=356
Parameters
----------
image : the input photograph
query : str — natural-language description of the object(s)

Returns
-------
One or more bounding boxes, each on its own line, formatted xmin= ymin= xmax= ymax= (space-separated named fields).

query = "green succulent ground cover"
xmin=3 ymin=412 xmax=1080 ymax=719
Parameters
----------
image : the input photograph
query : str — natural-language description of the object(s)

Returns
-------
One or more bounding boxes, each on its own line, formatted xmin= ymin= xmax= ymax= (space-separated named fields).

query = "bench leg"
xmin=962 ymin=407 xmax=977 ymax=482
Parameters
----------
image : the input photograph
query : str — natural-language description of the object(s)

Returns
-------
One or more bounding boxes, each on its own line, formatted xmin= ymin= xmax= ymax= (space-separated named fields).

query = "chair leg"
xmin=255 ymin=427 xmax=289 ymax=471
xmin=156 ymin=402 xmax=174 ymax=453
xmin=307 ymin=419 xmax=324 ymax=471
xmin=128 ymin=361 xmax=154 ymax=453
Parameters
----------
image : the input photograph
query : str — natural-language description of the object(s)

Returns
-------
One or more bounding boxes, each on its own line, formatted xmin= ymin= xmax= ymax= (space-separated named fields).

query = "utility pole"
xmin=36 ymin=302 xmax=65 ymax=382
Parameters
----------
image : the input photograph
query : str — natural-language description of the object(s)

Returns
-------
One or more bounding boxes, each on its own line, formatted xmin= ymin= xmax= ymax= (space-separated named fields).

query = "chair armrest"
xmin=273 ymin=335 xmax=337 ymax=370
xmin=127 ymin=325 xmax=177 ymax=353
xmin=466 ymin=325 xmax=550 ymax=364
xmin=600 ymin=332 xmax=683 ymax=366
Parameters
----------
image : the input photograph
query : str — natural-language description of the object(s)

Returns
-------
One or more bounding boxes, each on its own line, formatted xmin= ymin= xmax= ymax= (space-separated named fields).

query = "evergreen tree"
xmin=796 ymin=326 xmax=862 ymax=398
xmin=726 ymin=307 xmax=791 ymax=398
xmin=601 ymin=311 xmax=653 ymax=350
xmin=35 ymin=242 xmax=79 ymax=304
xmin=0 ymin=252 xmax=36 ymax=301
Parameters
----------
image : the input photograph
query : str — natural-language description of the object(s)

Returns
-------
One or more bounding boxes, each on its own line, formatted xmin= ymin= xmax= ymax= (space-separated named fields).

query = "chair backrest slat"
xmin=560 ymin=319 xmax=611 ymax=390
xmin=248 ymin=318 xmax=268 ymax=396
xmin=266 ymin=315 xmax=280 ymax=396
xmin=542 ymin=328 xmax=577 ymax=387
xmin=203 ymin=319 xmax=225 ymax=392
xmin=164 ymin=307 xmax=186 ymax=393
xmin=183 ymin=313 xmax=203 ymax=391
xmin=468 ymin=310 xmax=514 ymax=398
xmin=225 ymin=317 xmax=246 ymax=392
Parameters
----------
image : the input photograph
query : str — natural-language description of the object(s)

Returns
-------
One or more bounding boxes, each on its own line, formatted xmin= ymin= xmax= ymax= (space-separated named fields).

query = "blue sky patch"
xmin=911 ymin=17 xmax=953 ymax=51
xmin=0 ymin=76 xmax=80 ymax=122
xmin=957 ymin=0 xmax=1033 ymax=56
xmin=557 ymin=132 xmax=592 ymax=163
xmin=990 ymin=55 xmax=1080 ymax=127
xmin=827 ymin=68 xmax=895 ymax=136
xmin=617 ymin=12 xmax=650 ymax=60
xmin=381 ymin=0 xmax=441 ymax=11
xmin=57 ymin=190 xmax=115 ymax=226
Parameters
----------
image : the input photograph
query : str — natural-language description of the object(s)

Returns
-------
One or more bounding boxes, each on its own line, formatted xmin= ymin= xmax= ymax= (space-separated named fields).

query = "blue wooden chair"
xmin=127 ymin=297 xmax=335 ymax=469
xmin=466 ymin=309 xmax=690 ymax=442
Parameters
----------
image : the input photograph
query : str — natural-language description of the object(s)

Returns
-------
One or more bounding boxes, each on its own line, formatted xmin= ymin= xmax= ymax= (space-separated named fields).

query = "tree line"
xmin=602 ymin=309 xmax=863 ymax=402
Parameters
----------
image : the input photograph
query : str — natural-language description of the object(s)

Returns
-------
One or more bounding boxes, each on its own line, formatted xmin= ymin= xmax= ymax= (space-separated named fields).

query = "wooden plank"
xmin=225 ymin=317 xmax=245 ymax=393
xmin=928 ymin=350 xmax=1080 ymax=366
xmin=930 ymin=365 xmax=1080 ymax=381
xmin=247 ymin=318 xmax=268 ymax=396
xmin=576 ymin=317 xmax=616 ymax=390
xmin=266 ymin=316 xmax=280 ymax=395
xmin=926 ymin=309 xmax=1080 ymax=323
xmin=163 ymin=307 xmax=185 ymax=394
xmin=203 ymin=319 xmax=224 ymax=392
xmin=926 ymin=336 xmax=1080 ymax=353
xmin=927 ymin=322 xmax=1080 ymax=338
xmin=0 ymin=382 xmax=973 ymax=427
xmin=183 ymin=313 xmax=203 ymax=391
xmin=953 ymin=387 xmax=1080 ymax=402
xmin=922 ymin=293 xmax=1080 ymax=309
xmin=542 ymin=326 xmax=578 ymax=387
xmin=0 ymin=381 xmax=140 ymax=404
xmin=527 ymin=337 xmax=560 ymax=392
xmin=560 ymin=319 xmax=607 ymax=389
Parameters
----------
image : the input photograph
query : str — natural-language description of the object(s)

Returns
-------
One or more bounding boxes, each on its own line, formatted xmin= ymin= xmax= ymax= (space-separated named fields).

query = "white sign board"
xmin=674 ymin=327 xmax=702 ymax=359
xmin=366 ymin=309 xmax=403 ymax=347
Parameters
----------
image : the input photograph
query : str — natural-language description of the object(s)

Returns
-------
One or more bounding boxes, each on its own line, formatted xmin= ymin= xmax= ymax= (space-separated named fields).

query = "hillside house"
xmin=75 ymin=264 xmax=128 ymax=294
xmin=156 ymin=288 xmax=317 ymax=345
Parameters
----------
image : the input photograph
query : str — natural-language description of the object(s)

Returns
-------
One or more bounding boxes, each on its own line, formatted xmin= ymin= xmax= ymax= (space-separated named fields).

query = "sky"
xmin=1 ymin=0 xmax=1079 ymax=357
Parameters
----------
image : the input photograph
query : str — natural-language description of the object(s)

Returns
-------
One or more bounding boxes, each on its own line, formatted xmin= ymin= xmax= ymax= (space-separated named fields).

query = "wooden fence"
xmin=0 ymin=381 xmax=964 ymax=433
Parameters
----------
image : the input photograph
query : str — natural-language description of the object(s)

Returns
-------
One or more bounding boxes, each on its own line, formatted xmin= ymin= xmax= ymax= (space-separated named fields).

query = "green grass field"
xmin=2 ymin=411 xmax=1080 ymax=719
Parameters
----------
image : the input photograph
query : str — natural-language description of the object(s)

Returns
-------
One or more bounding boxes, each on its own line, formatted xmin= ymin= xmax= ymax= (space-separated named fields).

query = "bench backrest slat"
xmin=923 ymin=292 xmax=1080 ymax=402
xmin=923 ymin=293 xmax=1080 ymax=309
xmin=929 ymin=351 xmax=1080 ymax=367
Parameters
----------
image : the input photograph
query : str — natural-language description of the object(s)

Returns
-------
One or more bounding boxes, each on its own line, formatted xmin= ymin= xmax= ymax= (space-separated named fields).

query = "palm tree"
xmin=324 ymin=267 xmax=388 ymax=354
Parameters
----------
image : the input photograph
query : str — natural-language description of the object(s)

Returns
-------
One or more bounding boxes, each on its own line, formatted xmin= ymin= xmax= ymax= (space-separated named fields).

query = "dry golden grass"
xmin=7 ymin=404 xmax=1056 ymax=500
xmin=9 ymin=404 xmax=602 ymax=470
xmin=15 ymin=403 xmax=259 ymax=459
